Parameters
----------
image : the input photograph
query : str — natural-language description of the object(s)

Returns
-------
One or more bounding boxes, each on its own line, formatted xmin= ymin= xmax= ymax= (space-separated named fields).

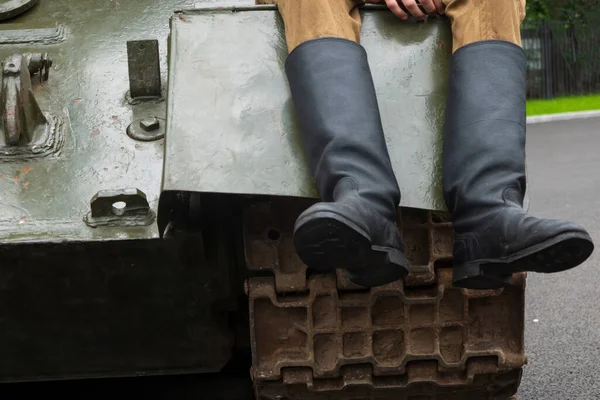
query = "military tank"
xmin=0 ymin=1 xmax=525 ymax=398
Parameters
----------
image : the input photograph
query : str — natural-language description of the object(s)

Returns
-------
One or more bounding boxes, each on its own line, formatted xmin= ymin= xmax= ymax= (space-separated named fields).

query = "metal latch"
xmin=84 ymin=188 xmax=156 ymax=228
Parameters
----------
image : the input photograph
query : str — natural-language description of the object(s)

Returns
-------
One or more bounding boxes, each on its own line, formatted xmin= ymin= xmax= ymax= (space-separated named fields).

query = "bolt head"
xmin=140 ymin=117 xmax=160 ymax=132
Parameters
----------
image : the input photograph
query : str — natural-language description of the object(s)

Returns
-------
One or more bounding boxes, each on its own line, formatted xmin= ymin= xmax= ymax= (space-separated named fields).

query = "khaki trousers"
xmin=257 ymin=0 xmax=526 ymax=53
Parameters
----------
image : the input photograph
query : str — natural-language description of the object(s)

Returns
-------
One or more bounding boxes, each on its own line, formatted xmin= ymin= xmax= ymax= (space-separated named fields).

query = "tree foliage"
xmin=526 ymin=0 xmax=600 ymax=22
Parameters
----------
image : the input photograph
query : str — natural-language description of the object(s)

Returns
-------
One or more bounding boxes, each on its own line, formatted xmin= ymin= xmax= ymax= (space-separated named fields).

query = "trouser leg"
xmin=259 ymin=0 xmax=362 ymax=52
xmin=443 ymin=0 xmax=526 ymax=52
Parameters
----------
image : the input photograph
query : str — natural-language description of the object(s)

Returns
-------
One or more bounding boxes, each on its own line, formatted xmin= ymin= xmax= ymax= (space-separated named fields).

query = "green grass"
xmin=527 ymin=94 xmax=600 ymax=116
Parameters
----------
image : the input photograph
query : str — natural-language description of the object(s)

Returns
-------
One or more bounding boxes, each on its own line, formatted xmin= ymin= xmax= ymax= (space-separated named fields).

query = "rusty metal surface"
xmin=162 ymin=6 xmax=450 ymax=214
xmin=245 ymin=199 xmax=527 ymax=399
xmin=255 ymin=368 xmax=522 ymax=399
xmin=249 ymin=272 xmax=526 ymax=380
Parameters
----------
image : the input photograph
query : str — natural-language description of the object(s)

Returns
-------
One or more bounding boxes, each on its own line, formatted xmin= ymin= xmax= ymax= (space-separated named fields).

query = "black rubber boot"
xmin=285 ymin=38 xmax=410 ymax=288
xmin=443 ymin=40 xmax=594 ymax=289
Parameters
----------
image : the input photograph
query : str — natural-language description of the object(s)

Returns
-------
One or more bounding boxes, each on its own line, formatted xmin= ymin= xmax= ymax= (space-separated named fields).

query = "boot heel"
xmin=348 ymin=246 xmax=409 ymax=288
xmin=452 ymin=262 xmax=513 ymax=290
xmin=370 ymin=246 xmax=408 ymax=268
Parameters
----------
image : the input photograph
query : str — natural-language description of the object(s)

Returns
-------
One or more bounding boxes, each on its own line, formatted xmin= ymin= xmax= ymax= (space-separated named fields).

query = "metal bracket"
xmin=2 ymin=53 xmax=46 ymax=146
xmin=125 ymin=40 xmax=166 ymax=141
xmin=26 ymin=53 xmax=52 ymax=84
xmin=0 ymin=53 xmax=62 ymax=158
xmin=84 ymin=188 xmax=156 ymax=228
xmin=126 ymin=40 xmax=163 ymax=104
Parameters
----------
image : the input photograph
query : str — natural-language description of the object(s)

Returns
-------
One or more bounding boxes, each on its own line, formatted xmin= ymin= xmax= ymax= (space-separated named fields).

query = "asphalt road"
xmin=2 ymin=118 xmax=599 ymax=399
xmin=518 ymin=117 xmax=600 ymax=399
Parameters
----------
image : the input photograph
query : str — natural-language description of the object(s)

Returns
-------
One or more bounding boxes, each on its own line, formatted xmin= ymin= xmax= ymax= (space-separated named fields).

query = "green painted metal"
xmin=0 ymin=1 xmax=452 ymax=244
xmin=0 ymin=0 xmax=38 ymax=21
xmin=0 ymin=0 xmax=213 ymax=243
xmin=162 ymin=5 xmax=451 ymax=215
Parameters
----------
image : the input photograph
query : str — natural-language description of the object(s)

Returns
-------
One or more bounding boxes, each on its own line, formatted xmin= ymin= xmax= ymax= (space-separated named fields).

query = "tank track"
xmin=244 ymin=198 xmax=526 ymax=400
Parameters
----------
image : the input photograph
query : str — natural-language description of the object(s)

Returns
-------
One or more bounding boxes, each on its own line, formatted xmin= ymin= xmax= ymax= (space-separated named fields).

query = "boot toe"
xmin=514 ymin=228 xmax=594 ymax=274
xmin=515 ymin=216 xmax=594 ymax=272
xmin=452 ymin=212 xmax=595 ymax=290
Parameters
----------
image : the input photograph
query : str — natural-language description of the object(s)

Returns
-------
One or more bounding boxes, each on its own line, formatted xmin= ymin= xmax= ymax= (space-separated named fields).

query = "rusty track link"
xmin=255 ymin=369 xmax=522 ymax=399
xmin=244 ymin=199 xmax=527 ymax=400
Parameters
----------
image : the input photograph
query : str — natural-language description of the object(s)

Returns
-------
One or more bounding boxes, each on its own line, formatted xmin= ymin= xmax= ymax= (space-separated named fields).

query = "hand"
xmin=364 ymin=0 xmax=445 ymax=20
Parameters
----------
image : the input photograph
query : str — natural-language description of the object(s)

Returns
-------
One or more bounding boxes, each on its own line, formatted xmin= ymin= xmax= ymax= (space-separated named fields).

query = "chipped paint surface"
xmin=0 ymin=0 xmax=215 ymax=242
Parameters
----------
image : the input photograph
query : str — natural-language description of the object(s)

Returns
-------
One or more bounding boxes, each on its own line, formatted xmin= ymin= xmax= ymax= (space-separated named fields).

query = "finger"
xmin=419 ymin=0 xmax=437 ymax=15
xmin=433 ymin=0 xmax=445 ymax=14
xmin=401 ymin=0 xmax=425 ymax=18
xmin=386 ymin=0 xmax=408 ymax=19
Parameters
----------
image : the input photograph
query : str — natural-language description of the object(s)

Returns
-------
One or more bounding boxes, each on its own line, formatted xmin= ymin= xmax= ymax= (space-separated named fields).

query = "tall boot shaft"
xmin=285 ymin=38 xmax=409 ymax=288
xmin=443 ymin=40 xmax=527 ymax=231
xmin=285 ymin=38 xmax=401 ymax=222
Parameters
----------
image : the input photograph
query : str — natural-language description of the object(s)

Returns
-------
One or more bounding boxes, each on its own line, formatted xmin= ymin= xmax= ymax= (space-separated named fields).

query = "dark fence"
xmin=522 ymin=20 xmax=600 ymax=99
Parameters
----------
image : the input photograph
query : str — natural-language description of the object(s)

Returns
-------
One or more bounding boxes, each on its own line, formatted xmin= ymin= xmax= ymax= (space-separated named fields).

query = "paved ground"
xmin=518 ymin=117 xmax=600 ymax=399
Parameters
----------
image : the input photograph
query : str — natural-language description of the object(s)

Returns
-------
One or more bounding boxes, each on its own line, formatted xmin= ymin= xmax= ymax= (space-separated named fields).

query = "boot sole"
xmin=294 ymin=210 xmax=410 ymax=288
xmin=453 ymin=231 xmax=594 ymax=290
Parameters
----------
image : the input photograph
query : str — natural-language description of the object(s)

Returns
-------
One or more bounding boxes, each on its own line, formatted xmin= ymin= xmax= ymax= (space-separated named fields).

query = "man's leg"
xmin=264 ymin=0 xmax=410 ymax=287
xmin=267 ymin=0 xmax=362 ymax=52
xmin=443 ymin=0 xmax=525 ymax=53
xmin=442 ymin=0 xmax=594 ymax=289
